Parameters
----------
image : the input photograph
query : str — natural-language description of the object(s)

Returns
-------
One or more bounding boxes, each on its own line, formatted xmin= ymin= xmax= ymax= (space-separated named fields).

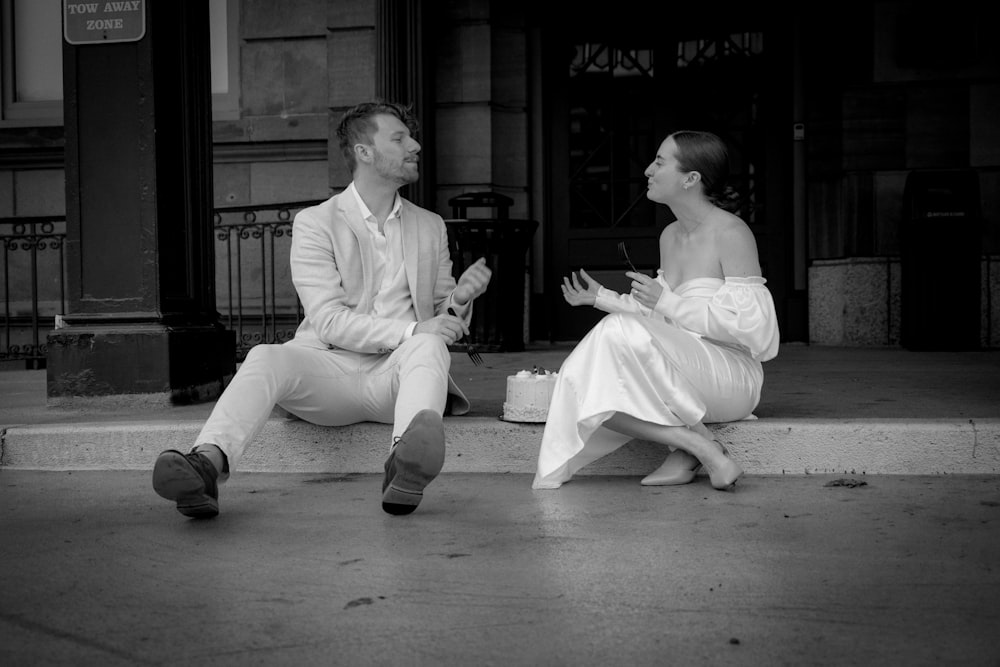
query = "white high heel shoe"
xmin=701 ymin=442 xmax=743 ymax=491
xmin=640 ymin=449 xmax=701 ymax=486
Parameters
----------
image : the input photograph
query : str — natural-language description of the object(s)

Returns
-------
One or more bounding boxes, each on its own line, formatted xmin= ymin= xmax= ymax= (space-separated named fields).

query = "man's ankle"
xmin=193 ymin=444 xmax=227 ymax=475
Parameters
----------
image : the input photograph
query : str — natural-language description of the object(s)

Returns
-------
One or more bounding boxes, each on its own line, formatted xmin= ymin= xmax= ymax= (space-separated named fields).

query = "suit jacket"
xmin=287 ymin=189 xmax=471 ymax=415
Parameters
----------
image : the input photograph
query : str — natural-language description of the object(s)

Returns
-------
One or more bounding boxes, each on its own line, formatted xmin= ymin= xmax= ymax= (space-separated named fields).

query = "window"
xmin=210 ymin=0 xmax=240 ymax=121
xmin=1 ymin=0 xmax=63 ymax=126
xmin=0 ymin=0 xmax=239 ymax=127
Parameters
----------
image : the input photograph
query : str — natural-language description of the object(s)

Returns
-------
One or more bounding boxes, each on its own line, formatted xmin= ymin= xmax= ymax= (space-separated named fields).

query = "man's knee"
xmin=238 ymin=343 xmax=312 ymax=381
xmin=242 ymin=343 xmax=285 ymax=368
xmin=407 ymin=332 xmax=449 ymax=355
xmin=400 ymin=333 xmax=451 ymax=369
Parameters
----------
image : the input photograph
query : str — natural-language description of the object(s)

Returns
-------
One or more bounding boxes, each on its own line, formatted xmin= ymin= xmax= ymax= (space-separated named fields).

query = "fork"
xmin=448 ymin=308 xmax=484 ymax=366
xmin=617 ymin=240 xmax=639 ymax=273
xmin=466 ymin=343 xmax=484 ymax=367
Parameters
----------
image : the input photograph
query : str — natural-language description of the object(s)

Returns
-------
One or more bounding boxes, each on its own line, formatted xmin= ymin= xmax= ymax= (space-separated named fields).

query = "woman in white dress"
xmin=533 ymin=130 xmax=780 ymax=491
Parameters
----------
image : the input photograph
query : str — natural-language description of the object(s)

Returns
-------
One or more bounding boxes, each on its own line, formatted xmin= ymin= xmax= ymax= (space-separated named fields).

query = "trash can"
xmin=445 ymin=192 xmax=537 ymax=352
xmin=900 ymin=170 xmax=981 ymax=350
xmin=449 ymin=191 xmax=513 ymax=220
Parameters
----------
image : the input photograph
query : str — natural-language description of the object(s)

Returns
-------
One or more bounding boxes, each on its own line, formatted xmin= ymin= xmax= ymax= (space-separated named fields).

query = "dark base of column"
xmin=46 ymin=323 xmax=236 ymax=404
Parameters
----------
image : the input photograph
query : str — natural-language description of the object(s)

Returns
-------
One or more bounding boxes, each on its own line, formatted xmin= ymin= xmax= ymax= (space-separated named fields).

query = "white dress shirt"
xmin=348 ymin=183 xmax=418 ymax=343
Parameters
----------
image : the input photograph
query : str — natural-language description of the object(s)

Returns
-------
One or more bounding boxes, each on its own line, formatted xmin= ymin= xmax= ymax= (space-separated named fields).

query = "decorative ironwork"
xmin=0 ymin=217 xmax=67 ymax=367
xmin=214 ymin=200 xmax=322 ymax=361
xmin=570 ymin=44 xmax=654 ymax=78
xmin=676 ymin=32 xmax=764 ymax=68
xmin=1 ymin=201 xmax=322 ymax=368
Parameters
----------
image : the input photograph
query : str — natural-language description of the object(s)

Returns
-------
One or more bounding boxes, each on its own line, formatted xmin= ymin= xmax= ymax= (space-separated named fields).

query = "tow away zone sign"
xmin=64 ymin=1 xmax=145 ymax=45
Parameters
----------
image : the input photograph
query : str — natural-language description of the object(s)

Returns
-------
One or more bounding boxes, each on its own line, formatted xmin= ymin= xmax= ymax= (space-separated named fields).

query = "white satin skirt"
xmin=532 ymin=313 xmax=763 ymax=489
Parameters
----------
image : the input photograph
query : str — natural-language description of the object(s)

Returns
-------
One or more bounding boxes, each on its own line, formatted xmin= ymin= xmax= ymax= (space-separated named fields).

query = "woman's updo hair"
xmin=670 ymin=130 xmax=741 ymax=213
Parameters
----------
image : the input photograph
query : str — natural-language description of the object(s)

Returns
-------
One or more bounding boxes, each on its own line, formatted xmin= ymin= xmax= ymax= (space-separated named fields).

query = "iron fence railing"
xmin=0 ymin=216 xmax=67 ymax=368
xmin=213 ymin=200 xmax=322 ymax=360
xmin=1 ymin=201 xmax=324 ymax=367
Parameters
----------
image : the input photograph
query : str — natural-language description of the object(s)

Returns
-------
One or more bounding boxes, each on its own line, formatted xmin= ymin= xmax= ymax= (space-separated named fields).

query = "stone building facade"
xmin=2 ymin=0 xmax=997 ymax=354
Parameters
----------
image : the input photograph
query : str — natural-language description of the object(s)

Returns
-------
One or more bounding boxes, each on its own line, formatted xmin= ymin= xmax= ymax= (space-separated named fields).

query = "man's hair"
xmin=336 ymin=101 xmax=419 ymax=173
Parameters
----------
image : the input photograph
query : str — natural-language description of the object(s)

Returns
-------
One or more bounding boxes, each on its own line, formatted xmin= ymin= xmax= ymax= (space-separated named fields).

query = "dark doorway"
xmin=539 ymin=7 xmax=795 ymax=342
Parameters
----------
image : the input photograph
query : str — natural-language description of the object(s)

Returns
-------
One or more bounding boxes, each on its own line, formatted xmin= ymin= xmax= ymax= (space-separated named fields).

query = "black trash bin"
xmin=450 ymin=191 xmax=513 ymax=219
xmin=445 ymin=192 xmax=537 ymax=352
xmin=900 ymin=170 xmax=981 ymax=350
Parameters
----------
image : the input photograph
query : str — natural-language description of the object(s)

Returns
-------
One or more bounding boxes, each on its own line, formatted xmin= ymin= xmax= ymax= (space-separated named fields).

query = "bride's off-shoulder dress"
xmin=533 ymin=272 xmax=780 ymax=490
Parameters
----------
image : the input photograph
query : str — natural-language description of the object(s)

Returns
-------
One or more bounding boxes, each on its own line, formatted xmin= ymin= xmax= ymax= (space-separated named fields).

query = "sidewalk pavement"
xmin=1 ymin=346 xmax=999 ymax=665
xmin=2 ymin=343 xmax=999 ymax=476
xmin=1 ymin=471 xmax=998 ymax=665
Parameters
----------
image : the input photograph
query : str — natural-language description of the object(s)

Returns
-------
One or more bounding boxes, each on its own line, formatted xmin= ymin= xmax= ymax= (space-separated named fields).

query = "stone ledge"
xmin=3 ymin=418 xmax=998 ymax=476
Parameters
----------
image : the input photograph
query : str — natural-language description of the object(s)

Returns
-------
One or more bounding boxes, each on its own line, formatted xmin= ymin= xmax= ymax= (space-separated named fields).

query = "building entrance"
xmin=541 ymin=10 xmax=793 ymax=342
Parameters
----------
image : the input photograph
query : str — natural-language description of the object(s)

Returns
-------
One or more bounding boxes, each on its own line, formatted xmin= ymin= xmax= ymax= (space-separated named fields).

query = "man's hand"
xmin=627 ymin=270 xmax=663 ymax=309
xmin=561 ymin=268 xmax=602 ymax=307
xmin=413 ymin=312 xmax=468 ymax=345
xmin=453 ymin=257 xmax=492 ymax=305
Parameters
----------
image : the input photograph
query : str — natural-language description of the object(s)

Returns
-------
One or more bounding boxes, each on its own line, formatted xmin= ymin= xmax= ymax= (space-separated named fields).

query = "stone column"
xmin=375 ymin=0 xmax=431 ymax=207
xmin=47 ymin=1 xmax=234 ymax=403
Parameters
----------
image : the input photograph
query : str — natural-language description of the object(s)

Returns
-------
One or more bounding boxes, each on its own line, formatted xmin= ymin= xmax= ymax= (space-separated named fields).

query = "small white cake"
xmin=502 ymin=368 xmax=558 ymax=423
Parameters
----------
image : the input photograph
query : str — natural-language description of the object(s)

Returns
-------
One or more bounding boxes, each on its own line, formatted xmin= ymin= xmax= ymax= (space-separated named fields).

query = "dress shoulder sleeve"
xmin=654 ymin=276 xmax=780 ymax=361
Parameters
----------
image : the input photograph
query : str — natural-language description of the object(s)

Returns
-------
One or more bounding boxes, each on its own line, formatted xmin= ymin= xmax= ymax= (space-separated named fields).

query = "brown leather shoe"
xmin=382 ymin=410 xmax=445 ymax=515
xmin=152 ymin=449 xmax=220 ymax=519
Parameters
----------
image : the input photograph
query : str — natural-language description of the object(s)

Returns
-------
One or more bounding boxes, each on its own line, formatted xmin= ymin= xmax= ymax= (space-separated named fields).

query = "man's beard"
xmin=374 ymin=150 xmax=419 ymax=185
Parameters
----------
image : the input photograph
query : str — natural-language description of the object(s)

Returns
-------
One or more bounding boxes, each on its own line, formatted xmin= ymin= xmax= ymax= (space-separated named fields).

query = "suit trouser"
xmin=194 ymin=333 xmax=451 ymax=478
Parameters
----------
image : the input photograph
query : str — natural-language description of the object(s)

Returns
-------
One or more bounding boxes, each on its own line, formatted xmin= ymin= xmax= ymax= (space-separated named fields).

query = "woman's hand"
xmin=561 ymin=268 xmax=602 ymax=307
xmin=627 ymin=270 xmax=663 ymax=309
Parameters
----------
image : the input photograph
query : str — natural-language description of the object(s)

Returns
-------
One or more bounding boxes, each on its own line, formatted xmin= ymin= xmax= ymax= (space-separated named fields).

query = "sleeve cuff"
xmin=402 ymin=321 xmax=418 ymax=342
xmin=448 ymin=296 xmax=472 ymax=321
xmin=652 ymin=290 xmax=681 ymax=317
xmin=594 ymin=287 xmax=620 ymax=313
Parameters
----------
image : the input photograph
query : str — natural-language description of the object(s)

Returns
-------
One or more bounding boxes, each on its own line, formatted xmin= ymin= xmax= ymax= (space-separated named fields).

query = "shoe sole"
xmin=382 ymin=411 xmax=445 ymax=515
xmin=152 ymin=450 xmax=219 ymax=519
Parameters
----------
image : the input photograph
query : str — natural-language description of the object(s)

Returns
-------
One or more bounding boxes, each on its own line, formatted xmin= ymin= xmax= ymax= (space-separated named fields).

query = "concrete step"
xmin=4 ymin=416 xmax=999 ymax=476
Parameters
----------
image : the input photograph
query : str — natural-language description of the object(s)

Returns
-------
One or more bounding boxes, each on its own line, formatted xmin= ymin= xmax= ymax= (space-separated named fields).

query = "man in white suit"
xmin=152 ymin=101 xmax=491 ymax=518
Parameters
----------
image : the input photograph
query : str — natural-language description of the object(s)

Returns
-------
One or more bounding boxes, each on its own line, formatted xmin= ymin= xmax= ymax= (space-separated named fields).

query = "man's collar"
xmin=348 ymin=182 xmax=402 ymax=222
